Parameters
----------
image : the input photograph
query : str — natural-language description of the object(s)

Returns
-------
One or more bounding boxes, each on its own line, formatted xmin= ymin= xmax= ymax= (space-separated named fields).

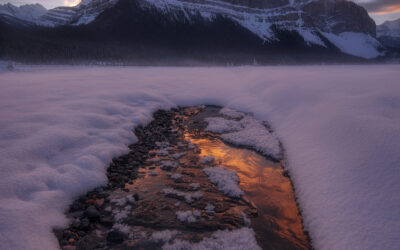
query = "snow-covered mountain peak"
xmin=36 ymin=0 xmax=118 ymax=26
xmin=0 ymin=0 xmax=118 ymax=27
xmin=0 ymin=3 xmax=47 ymax=23
xmin=376 ymin=18 xmax=400 ymax=48
xmin=0 ymin=0 xmax=385 ymax=58
xmin=377 ymin=18 xmax=400 ymax=38
xmin=139 ymin=0 xmax=382 ymax=58
xmin=78 ymin=0 xmax=98 ymax=7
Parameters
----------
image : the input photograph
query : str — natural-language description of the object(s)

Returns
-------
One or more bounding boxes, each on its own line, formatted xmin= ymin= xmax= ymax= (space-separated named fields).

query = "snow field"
xmin=0 ymin=65 xmax=399 ymax=249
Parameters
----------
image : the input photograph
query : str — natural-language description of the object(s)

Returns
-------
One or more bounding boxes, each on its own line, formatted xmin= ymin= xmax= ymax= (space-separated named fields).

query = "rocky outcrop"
xmin=302 ymin=0 xmax=376 ymax=36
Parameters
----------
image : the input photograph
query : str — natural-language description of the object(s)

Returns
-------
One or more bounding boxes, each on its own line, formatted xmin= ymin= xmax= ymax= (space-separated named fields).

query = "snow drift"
xmin=0 ymin=65 xmax=399 ymax=249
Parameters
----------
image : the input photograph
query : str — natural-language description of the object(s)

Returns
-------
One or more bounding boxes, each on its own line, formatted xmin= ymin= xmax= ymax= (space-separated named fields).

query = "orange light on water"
xmin=187 ymin=134 xmax=309 ymax=249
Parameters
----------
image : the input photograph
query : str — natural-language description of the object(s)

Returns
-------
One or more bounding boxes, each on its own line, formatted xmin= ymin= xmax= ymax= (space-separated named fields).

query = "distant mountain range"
xmin=0 ymin=0 xmax=396 ymax=64
xmin=377 ymin=18 xmax=400 ymax=49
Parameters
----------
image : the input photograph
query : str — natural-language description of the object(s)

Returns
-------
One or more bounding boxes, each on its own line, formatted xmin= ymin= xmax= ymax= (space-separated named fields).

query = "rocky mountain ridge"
xmin=0 ymin=0 xmax=118 ymax=26
xmin=0 ymin=0 xmax=389 ymax=61
xmin=377 ymin=18 xmax=400 ymax=48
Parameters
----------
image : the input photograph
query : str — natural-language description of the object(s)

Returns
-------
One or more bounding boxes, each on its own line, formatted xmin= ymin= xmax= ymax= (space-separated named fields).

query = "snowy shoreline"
xmin=0 ymin=65 xmax=399 ymax=249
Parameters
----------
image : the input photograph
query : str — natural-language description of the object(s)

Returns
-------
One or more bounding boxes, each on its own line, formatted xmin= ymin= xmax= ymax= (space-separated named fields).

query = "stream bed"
xmin=55 ymin=106 xmax=311 ymax=250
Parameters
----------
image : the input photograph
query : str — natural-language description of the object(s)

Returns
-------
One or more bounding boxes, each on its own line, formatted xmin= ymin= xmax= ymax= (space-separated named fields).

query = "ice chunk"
xmin=200 ymin=156 xmax=215 ymax=164
xmin=162 ymin=227 xmax=261 ymax=250
xmin=152 ymin=230 xmax=179 ymax=243
xmin=176 ymin=210 xmax=201 ymax=223
xmin=163 ymin=188 xmax=203 ymax=203
xmin=203 ymin=166 xmax=244 ymax=198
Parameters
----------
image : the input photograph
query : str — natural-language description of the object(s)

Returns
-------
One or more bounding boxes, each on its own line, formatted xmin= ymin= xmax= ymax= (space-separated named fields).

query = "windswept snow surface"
xmin=0 ymin=66 xmax=399 ymax=250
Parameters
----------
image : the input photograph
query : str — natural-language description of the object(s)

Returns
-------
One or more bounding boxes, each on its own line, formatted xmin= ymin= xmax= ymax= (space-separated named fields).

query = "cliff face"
xmin=0 ymin=0 xmax=377 ymax=39
xmin=302 ymin=0 xmax=376 ymax=36
xmin=137 ymin=0 xmax=376 ymax=40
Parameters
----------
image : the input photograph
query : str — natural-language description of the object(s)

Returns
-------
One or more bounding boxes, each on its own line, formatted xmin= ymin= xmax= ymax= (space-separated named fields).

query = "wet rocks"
xmin=84 ymin=206 xmax=100 ymax=220
xmin=106 ymin=230 xmax=126 ymax=244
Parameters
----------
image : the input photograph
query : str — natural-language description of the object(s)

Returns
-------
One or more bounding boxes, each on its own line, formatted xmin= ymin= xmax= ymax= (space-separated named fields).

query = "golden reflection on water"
xmin=187 ymin=135 xmax=309 ymax=249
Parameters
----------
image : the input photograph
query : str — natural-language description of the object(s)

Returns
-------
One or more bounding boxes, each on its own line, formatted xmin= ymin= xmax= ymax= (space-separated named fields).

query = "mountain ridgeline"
xmin=377 ymin=18 xmax=400 ymax=49
xmin=0 ymin=0 xmax=392 ymax=64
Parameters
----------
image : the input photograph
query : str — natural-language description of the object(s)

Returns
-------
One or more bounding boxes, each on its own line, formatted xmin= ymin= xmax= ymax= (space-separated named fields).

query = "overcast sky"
xmin=0 ymin=0 xmax=399 ymax=24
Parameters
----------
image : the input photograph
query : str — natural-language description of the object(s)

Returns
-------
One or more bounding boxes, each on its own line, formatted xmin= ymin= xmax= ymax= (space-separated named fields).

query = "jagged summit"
xmin=377 ymin=18 xmax=400 ymax=48
xmin=37 ymin=0 xmax=118 ymax=26
xmin=136 ymin=0 xmax=381 ymax=58
xmin=0 ymin=0 xmax=118 ymax=26
xmin=378 ymin=18 xmax=400 ymax=37
xmin=0 ymin=3 xmax=46 ymax=23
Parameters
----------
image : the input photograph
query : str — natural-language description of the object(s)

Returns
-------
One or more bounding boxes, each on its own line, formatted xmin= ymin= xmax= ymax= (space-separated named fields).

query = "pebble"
xmin=99 ymin=217 xmax=114 ymax=227
xmin=62 ymin=246 xmax=76 ymax=250
xmin=95 ymin=199 xmax=104 ymax=207
xmin=106 ymin=230 xmax=126 ymax=244
xmin=84 ymin=206 xmax=100 ymax=219
xmin=79 ymin=218 xmax=90 ymax=230
xmin=85 ymin=199 xmax=95 ymax=205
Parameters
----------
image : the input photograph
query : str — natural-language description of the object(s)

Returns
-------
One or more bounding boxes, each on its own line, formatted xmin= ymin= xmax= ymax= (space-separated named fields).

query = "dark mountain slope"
xmin=0 ymin=0 xmax=368 ymax=64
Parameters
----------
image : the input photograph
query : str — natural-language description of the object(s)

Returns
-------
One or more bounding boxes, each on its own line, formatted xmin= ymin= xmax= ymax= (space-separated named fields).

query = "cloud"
xmin=355 ymin=0 xmax=400 ymax=13
xmin=64 ymin=0 xmax=80 ymax=7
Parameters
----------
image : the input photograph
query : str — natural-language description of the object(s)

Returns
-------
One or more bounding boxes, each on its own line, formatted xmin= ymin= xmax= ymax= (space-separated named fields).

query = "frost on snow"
xmin=162 ymin=227 xmax=261 ymax=250
xmin=176 ymin=210 xmax=201 ymax=223
xmin=189 ymin=183 xmax=200 ymax=190
xmin=200 ymin=156 xmax=215 ymax=164
xmin=170 ymin=173 xmax=182 ymax=180
xmin=203 ymin=166 xmax=244 ymax=198
xmin=149 ymin=170 xmax=158 ymax=176
xmin=172 ymin=152 xmax=186 ymax=160
xmin=163 ymin=188 xmax=203 ymax=203
xmin=160 ymin=161 xmax=178 ymax=171
xmin=219 ymin=107 xmax=245 ymax=119
xmin=113 ymin=223 xmax=131 ymax=235
xmin=221 ymin=116 xmax=282 ymax=160
xmin=205 ymin=114 xmax=282 ymax=160
xmin=205 ymin=203 xmax=215 ymax=215
xmin=205 ymin=117 xmax=242 ymax=133
xmin=152 ymin=230 xmax=179 ymax=243
xmin=242 ymin=212 xmax=251 ymax=226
